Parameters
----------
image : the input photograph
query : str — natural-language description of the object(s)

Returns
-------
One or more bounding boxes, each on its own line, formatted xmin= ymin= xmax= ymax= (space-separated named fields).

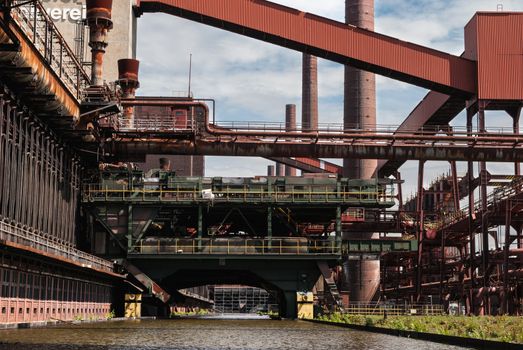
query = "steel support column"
xmin=502 ymin=200 xmax=512 ymax=314
xmin=478 ymin=106 xmax=490 ymax=315
xmin=415 ymin=160 xmax=425 ymax=302
xmin=466 ymin=106 xmax=476 ymax=314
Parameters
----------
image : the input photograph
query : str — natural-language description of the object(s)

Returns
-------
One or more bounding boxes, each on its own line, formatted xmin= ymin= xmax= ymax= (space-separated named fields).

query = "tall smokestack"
xmin=285 ymin=104 xmax=297 ymax=176
xmin=343 ymin=0 xmax=377 ymax=179
xmin=117 ymin=59 xmax=140 ymax=129
xmin=86 ymin=0 xmax=113 ymax=86
xmin=275 ymin=163 xmax=285 ymax=177
xmin=302 ymin=54 xmax=318 ymax=132
xmin=343 ymin=0 xmax=380 ymax=305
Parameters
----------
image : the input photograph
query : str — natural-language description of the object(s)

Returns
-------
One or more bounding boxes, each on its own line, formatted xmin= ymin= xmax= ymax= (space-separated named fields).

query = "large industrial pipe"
xmin=86 ymin=0 xmax=113 ymax=86
xmin=118 ymin=59 xmax=140 ymax=129
xmin=285 ymin=104 xmax=297 ymax=176
xmin=302 ymin=54 xmax=318 ymax=132
xmin=343 ymin=0 xmax=380 ymax=305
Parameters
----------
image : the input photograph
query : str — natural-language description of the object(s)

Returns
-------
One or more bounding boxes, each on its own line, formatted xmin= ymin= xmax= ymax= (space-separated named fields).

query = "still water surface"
xmin=0 ymin=317 xmax=469 ymax=350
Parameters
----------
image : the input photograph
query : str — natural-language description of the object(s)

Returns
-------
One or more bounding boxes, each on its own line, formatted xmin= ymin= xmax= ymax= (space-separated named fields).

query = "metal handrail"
xmin=0 ymin=220 xmax=113 ymax=272
xmin=82 ymin=185 xmax=396 ymax=204
xmin=432 ymin=178 xmax=523 ymax=231
xmin=10 ymin=0 xmax=90 ymax=99
xmin=214 ymin=121 xmax=522 ymax=136
xmin=135 ymin=238 xmax=341 ymax=255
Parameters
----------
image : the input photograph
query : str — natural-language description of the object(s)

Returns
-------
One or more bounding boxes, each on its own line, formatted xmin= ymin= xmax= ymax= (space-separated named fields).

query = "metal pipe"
xmin=86 ymin=0 xmax=113 ymax=86
xmin=117 ymin=59 xmax=140 ymax=129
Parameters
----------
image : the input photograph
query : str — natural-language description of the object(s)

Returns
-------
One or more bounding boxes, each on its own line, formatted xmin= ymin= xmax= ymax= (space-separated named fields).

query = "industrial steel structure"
xmin=0 ymin=0 xmax=522 ymax=323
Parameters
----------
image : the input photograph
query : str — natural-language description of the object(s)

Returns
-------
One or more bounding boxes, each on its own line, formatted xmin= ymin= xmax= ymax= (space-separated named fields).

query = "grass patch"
xmin=316 ymin=313 xmax=523 ymax=344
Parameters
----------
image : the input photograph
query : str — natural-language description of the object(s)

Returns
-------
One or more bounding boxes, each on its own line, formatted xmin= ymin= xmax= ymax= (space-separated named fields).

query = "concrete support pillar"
xmin=282 ymin=291 xmax=298 ymax=319
xmin=267 ymin=165 xmax=275 ymax=177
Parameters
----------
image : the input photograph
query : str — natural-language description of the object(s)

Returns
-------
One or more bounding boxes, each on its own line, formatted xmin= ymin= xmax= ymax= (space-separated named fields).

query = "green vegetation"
xmin=317 ymin=313 xmax=523 ymax=344
xmin=105 ymin=310 xmax=116 ymax=320
xmin=170 ymin=309 xmax=210 ymax=318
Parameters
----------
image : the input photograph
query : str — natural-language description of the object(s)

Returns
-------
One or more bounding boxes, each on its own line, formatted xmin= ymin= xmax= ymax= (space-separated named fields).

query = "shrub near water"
xmin=316 ymin=314 xmax=523 ymax=344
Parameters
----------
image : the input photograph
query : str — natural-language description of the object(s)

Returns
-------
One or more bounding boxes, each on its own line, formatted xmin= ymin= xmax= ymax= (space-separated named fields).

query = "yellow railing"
xmin=135 ymin=238 xmax=341 ymax=256
xmin=83 ymin=185 xmax=395 ymax=204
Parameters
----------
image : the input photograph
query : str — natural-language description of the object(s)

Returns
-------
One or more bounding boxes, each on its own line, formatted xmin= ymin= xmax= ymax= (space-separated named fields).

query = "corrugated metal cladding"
xmin=138 ymin=0 xmax=476 ymax=95
xmin=466 ymin=13 xmax=523 ymax=100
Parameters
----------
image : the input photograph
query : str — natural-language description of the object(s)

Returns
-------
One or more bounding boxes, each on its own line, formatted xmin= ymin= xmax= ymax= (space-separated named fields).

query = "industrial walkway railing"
xmin=133 ymin=238 xmax=341 ymax=256
xmin=343 ymin=302 xmax=445 ymax=316
xmin=83 ymin=186 xmax=395 ymax=205
xmin=9 ymin=0 xmax=90 ymax=99
xmin=433 ymin=177 xmax=523 ymax=232
xmin=0 ymin=220 xmax=114 ymax=272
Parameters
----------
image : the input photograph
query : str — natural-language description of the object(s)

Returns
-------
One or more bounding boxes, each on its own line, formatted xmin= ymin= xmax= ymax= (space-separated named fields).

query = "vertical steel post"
xmin=336 ymin=206 xmax=342 ymax=237
xmin=511 ymin=108 xmax=521 ymax=176
xmin=197 ymin=205 xmax=203 ymax=251
xmin=450 ymin=161 xmax=460 ymax=211
xmin=466 ymin=106 xmax=476 ymax=314
xmin=127 ymin=205 xmax=133 ymax=252
xmin=267 ymin=206 xmax=272 ymax=250
xmin=0 ymin=93 xmax=5 ymax=216
xmin=478 ymin=106 xmax=489 ymax=315
xmin=415 ymin=160 xmax=425 ymax=302
xmin=503 ymin=200 xmax=512 ymax=314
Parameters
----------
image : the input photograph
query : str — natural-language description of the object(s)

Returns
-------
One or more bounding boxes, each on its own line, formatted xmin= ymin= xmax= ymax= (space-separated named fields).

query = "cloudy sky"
xmin=135 ymin=0 xmax=523 ymax=197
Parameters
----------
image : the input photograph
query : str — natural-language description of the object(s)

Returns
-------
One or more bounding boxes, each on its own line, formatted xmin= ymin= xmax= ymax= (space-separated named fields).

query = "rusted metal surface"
xmin=344 ymin=0 xmax=380 ymax=305
xmin=285 ymin=104 xmax=297 ymax=176
xmin=137 ymin=0 xmax=477 ymax=96
xmin=378 ymin=92 xmax=467 ymax=177
xmin=86 ymin=0 xmax=113 ymax=87
xmin=118 ymin=58 xmax=140 ymax=129
xmin=0 ymin=93 xmax=81 ymax=247
xmin=109 ymin=137 xmax=523 ymax=163
xmin=267 ymin=165 xmax=275 ymax=176
xmin=344 ymin=0 xmax=377 ymax=180
xmin=118 ymin=58 xmax=140 ymax=81
xmin=465 ymin=13 xmax=523 ymax=100
xmin=0 ymin=2 xmax=88 ymax=120
xmin=268 ymin=157 xmax=342 ymax=175
xmin=123 ymin=261 xmax=171 ymax=304
xmin=302 ymin=54 xmax=318 ymax=132
xmin=86 ymin=0 xmax=113 ymax=21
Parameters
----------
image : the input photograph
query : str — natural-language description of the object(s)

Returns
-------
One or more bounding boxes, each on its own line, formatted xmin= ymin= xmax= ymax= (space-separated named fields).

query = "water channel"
xmin=0 ymin=317 xmax=469 ymax=350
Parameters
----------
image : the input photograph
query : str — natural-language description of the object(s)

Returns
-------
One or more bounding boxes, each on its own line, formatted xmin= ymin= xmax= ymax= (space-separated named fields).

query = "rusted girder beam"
xmin=109 ymin=138 xmax=523 ymax=163
xmin=136 ymin=0 xmax=476 ymax=96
